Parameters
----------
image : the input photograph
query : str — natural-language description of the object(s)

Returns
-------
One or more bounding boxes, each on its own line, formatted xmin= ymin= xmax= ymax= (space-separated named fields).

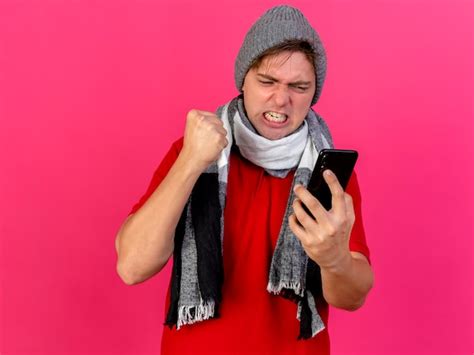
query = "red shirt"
xmin=130 ymin=138 xmax=370 ymax=355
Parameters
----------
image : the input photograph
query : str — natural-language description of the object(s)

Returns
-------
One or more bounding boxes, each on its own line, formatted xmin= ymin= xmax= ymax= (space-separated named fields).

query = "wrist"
xmin=177 ymin=149 xmax=208 ymax=176
xmin=320 ymin=251 xmax=352 ymax=276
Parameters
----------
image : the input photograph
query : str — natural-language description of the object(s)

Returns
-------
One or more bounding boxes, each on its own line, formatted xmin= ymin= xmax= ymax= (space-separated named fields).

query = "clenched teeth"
xmin=264 ymin=111 xmax=287 ymax=122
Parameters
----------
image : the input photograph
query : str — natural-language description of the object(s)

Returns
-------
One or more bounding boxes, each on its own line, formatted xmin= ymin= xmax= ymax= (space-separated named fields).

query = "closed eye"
xmin=290 ymin=84 xmax=310 ymax=92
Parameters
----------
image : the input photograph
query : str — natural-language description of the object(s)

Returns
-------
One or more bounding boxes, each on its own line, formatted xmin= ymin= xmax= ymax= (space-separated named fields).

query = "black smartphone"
xmin=305 ymin=149 xmax=358 ymax=212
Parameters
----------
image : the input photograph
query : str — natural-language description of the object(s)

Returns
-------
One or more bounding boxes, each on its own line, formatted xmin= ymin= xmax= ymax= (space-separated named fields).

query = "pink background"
xmin=1 ymin=0 xmax=472 ymax=354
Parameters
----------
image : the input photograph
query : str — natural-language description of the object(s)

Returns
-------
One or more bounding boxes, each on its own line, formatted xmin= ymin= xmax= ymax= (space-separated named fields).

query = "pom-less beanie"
xmin=234 ymin=5 xmax=327 ymax=105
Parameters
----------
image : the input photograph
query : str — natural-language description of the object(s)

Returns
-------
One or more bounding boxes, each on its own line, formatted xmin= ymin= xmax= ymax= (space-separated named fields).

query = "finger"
xmin=194 ymin=109 xmax=218 ymax=117
xmin=293 ymin=184 xmax=328 ymax=224
xmin=344 ymin=192 xmax=355 ymax=225
xmin=215 ymin=125 xmax=228 ymax=136
xmin=288 ymin=214 xmax=310 ymax=245
xmin=188 ymin=110 xmax=221 ymax=127
xmin=196 ymin=115 xmax=225 ymax=135
xmin=293 ymin=198 xmax=317 ymax=233
xmin=199 ymin=115 xmax=222 ymax=127
xmin=207 ymin=119 xmax=228 ymax=136
xmin=323 ymin=170 xmax=346 ymax=216
xmin=220 ymin=137 xmax=229 ymax=149
xmin=187 ymin=109 xmax=213 ymax=122
xmin=202 ymin=114 xmax=222 ymax=122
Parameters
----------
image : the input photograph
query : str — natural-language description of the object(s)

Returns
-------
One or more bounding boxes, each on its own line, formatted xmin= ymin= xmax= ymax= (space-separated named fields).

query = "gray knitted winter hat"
xmin=235 ymin=5 xmax=327 ymax=105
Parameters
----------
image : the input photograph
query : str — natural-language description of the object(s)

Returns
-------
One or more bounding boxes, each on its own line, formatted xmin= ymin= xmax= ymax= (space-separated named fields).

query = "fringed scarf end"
xmin=267 ymin=280 xmax=304 ymax=297
xmin=296 ymin=292 xmax=326 ymax=339
xmin=176 ymin=300 xmax=216 ymax=329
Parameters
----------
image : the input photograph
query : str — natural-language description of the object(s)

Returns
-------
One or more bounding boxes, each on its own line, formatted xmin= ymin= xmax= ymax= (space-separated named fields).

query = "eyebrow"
xmin=256 ymin=73 xmax=312 ymax=86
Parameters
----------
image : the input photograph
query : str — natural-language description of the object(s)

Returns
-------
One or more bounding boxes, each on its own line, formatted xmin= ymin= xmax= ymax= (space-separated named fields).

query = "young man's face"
xmin=242 ymin=51 xmax=316 ymax=140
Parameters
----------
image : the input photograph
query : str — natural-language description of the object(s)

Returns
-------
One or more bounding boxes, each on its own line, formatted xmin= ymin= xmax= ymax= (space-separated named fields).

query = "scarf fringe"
xmin=267 ymin=281 xmax=304 ymax=297
xmin=176 ymin=300 xmax=216 ymax=329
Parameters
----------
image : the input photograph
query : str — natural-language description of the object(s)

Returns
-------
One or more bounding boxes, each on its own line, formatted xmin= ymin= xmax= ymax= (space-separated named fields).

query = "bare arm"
xmin=116 ymin=110 xmax=228 ymax=285
xmin=116 ymin=151 xmax=204 ymax=285
xmin=320 ymin=251 xmax=373 ymax=310
xmin=289 ymin=170 xmax=374 ymax=310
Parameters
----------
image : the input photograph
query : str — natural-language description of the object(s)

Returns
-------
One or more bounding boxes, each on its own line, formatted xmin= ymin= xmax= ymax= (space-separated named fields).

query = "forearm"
xmin=320 ymin=252 xmax=374 ymax=311
xmin=116 ymin=151 xmax=203 ymax=285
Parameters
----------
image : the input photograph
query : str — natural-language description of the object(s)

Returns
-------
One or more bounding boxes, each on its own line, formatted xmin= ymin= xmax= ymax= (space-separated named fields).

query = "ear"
xmin=241 ymin=70 xmax=253 ymax=92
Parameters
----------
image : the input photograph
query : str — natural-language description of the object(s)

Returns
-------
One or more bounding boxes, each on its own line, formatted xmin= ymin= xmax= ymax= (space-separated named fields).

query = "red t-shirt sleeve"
xmin=346 ymin=171 xmax=371 ymax=264
xmin=128 ymin=137 xmax=184 ymax=216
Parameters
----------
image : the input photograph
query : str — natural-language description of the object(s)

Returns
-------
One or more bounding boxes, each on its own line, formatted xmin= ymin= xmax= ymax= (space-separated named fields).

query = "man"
xmin=115 ymin=5 xmax=373 ymax=354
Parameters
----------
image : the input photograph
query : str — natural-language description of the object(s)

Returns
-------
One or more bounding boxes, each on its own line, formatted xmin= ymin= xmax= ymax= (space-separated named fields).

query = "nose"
xmin=273 ymin=84 xmax=290 ymax=107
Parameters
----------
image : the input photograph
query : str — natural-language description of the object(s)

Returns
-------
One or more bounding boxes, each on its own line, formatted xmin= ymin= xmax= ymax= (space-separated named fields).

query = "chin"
xmin=258 ymin=129 xmax=289 ymax=141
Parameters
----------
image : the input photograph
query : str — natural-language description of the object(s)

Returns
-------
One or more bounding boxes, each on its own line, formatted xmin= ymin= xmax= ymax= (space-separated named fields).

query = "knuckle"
xmin=206 ymin=113 xmax=217 ymax=122
xmin=292 ymin=198 xmax=301 ymax=211
xmin=289 ymin=215 xmax=298 ymax=230
xmin=293 ymin=202 xmax=303 ymax=217
xmin=187 ymin=109 xmax=199 ymax=119
xmin=199 ymin=114 xmax=209 ymax=123
xmin=344 ymin=192 xmax=353 ymax=203
xmin=298 ymin=212 xmax=309 ymax=225
xmin=303 ymin=235 xmax=314 ymax=247
xmin=298 ymin=234 xmax=309 ymax=247
xmin=347 ymin=212 xmax=355 ymax=222
xmin=306 ymin=199 xmax=318 ymax=211
xmin=306 ymin=235 xmax=320 ymax=249
xmin=294 ymin=184 xmax=303 ymax=195
xmin=333 ymin=188 xmax=344 ymax=198
xmin=337 ymin=220 xmax=347 ymax=232
xmin=326 ymin=224 xmax=337 ymax=236
xmin=289 ymin=213 xmax=297 ymax=225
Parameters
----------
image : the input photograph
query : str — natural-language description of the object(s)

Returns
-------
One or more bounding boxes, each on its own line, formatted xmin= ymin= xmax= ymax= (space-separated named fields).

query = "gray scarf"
xmin=165 ymin=96 xmax=334 ymax=339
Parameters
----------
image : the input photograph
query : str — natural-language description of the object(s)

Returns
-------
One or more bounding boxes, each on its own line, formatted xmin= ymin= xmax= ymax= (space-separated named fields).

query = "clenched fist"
xmin=180 ymin=109 xmax=229 ymax=173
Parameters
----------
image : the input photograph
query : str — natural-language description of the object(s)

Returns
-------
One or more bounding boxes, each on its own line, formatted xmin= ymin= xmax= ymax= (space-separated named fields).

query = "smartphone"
xmin=305 ymin=149 xmax=358 ymax=212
